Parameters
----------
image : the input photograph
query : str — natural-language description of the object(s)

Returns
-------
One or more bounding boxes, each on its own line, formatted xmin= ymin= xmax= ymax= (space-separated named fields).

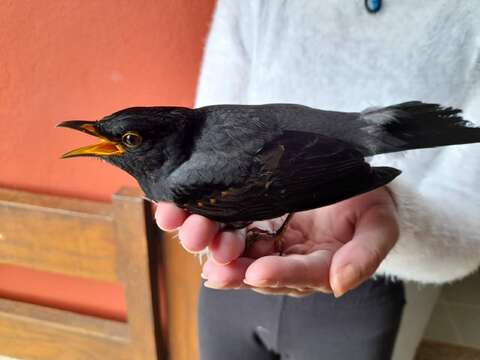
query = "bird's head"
xmin=58 ymin=106 xmax=197 ymax=181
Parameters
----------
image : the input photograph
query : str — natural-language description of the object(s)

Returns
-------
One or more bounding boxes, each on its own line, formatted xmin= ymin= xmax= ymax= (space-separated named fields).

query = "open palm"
xmin=156 ymin=187 xmax=398 ymax=297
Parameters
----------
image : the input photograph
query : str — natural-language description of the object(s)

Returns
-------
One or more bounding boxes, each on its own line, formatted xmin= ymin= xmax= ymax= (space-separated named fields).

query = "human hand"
xmin=155 ymin=187 xmax=398 ymax=297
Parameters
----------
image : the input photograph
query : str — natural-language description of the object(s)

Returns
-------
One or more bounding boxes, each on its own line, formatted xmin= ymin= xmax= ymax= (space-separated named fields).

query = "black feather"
xmin=359 ymin=101 xmax=480 ymax=155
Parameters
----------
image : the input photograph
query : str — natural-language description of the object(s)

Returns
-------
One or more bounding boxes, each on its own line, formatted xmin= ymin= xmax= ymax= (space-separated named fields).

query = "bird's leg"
xmin=246 ymin=213 xmax=294 ymax=255
xmin=275 ymin=213 xmax=294 ymax=237
xmin=272 ymin=213 xmax=294 ymax=253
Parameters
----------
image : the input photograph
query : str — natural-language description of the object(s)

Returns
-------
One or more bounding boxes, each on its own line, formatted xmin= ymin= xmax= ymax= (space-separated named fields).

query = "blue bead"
xmin=365 ymin=0 xmax=382 ymax=13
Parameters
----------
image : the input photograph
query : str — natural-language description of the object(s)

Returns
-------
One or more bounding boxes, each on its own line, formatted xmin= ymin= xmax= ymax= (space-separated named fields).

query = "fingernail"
xmin=211 ymin=254 xmax=233 ymax=265
xmin=332 ymin=264 xmax=360 ymax=298
xmin=243 ymin=278 xmax=270 ymax=287
xmin=212 ymin=258 xmax=232 ymax=266
xmin=204 ymin=281 xmax=227 ymax=289
xmin=155 ymin=220 xmax=178 ymax=232
xmin=178 ymin=235 xmax=202 ymax=254
xmin=155 ymin=222 xmax=169 ymax=232
xmin=319 ymin=287 xmax=333 ymax=294
xmin=180 ymin=242 xmax=200 ymax=255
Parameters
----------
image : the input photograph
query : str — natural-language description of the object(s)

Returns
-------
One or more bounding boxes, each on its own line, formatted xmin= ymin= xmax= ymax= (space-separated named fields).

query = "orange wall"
xmin=0 ymin=0 xmax=216 ymax=322
xmin=0 ymin=0 xmax=215 ymax=201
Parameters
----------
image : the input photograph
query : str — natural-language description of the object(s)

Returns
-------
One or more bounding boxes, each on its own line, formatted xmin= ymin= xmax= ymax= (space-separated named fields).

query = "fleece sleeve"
xmin=375 ymin=86 xmax=480 ymax=283
xmin=194 ymin=0 xmax=257 ymax=107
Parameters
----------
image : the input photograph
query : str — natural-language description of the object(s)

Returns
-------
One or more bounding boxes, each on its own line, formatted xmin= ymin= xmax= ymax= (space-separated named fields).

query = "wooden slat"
xmin=0 ymin=188 xmax=111 ymax=216
xmin=0 ymin=298 xmax=129 ymax=341
xmin=0 ymin=189 xmax=117 ymax=282
xmin=0 ymin=299 xmax=131 ymax=360
xmin=162 ymin=233 xmax=202 ymax=360
xmin=113 ymin=188 xmax=165 ymax=359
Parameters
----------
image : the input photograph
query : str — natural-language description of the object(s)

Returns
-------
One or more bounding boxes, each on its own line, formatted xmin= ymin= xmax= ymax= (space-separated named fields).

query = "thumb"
xmin=329 ymin=205 xmax=398 ymax=297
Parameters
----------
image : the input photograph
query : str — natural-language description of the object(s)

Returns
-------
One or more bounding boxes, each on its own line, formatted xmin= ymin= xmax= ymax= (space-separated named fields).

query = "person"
xmin=156 ymin=1 xmax=480 ymax=359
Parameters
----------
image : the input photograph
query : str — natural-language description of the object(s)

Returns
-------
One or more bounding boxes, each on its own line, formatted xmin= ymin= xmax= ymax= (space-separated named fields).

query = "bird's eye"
xmin=121 ymin=131 xmax=142 ymax=148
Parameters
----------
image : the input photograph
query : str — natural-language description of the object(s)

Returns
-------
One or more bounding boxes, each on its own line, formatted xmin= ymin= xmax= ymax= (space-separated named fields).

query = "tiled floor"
xmin=416 ymin=340 xmax=480 ymax=360
xmin=424 ymin=271 xmax=480 ymax=350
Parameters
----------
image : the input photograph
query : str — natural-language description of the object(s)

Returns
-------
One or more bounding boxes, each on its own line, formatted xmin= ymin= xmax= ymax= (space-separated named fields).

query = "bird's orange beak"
xmin=57 ymin=120 xmax=124 ymax=158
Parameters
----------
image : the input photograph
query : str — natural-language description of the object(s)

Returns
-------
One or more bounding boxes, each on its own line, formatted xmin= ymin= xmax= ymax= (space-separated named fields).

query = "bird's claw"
xmin=246 ymin=227 xmax=284 ymax=255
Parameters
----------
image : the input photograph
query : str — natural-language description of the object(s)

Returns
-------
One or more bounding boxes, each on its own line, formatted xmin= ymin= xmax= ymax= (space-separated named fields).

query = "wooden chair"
xmin=0 ymin=187 xmax=165 ymax=359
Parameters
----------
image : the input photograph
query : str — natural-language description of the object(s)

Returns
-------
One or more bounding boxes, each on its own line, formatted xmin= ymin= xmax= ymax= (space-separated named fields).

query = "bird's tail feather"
xmin=360 ymin=101 xmax=480 ymax=155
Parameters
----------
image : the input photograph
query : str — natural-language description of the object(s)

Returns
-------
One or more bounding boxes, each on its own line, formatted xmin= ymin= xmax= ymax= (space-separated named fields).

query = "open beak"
xmin=57 ymin=120 xmax=124 ymax=158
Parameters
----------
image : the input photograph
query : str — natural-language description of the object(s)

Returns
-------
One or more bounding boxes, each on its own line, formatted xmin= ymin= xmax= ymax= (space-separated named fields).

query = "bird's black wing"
xmin=171 ymin=130 xmax=400 ymax=224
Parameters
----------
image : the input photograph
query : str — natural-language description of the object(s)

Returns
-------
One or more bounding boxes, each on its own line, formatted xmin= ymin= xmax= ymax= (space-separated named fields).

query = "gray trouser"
xmin=198 ymin=277 xmax=405 ymax=360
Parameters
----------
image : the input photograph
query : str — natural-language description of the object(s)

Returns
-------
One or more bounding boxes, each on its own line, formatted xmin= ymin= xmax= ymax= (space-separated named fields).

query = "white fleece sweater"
xmin=195 ymin=0 xmax=480 ymax=283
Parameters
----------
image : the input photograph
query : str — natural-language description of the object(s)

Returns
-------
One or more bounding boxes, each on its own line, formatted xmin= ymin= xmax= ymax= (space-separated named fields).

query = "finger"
xmin=243 ymin=250 xmax=333 ymax=290
xmin=202 ymin=257 xmax=254 ymax=289
xmin=243 ymin=233 xmax=277 ymax=258
xmin=155 ymin=202 xmax=189 ymax=231
xmin=330 ymin=205 xmax=399 ymax=298
xmin=209 ymin=229 xmax=246 ymax=264
xmin=178 ymin=215 xmax=220 ymax=253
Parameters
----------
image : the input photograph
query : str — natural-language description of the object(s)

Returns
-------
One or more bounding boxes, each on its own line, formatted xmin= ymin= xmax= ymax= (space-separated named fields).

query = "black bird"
xmin=58 ymin=102 xmax=480 ymax=247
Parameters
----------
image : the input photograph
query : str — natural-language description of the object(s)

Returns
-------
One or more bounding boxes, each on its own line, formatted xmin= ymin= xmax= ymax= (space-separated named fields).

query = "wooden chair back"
xmin=0 ymin=187 xmax=165 ymax=359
